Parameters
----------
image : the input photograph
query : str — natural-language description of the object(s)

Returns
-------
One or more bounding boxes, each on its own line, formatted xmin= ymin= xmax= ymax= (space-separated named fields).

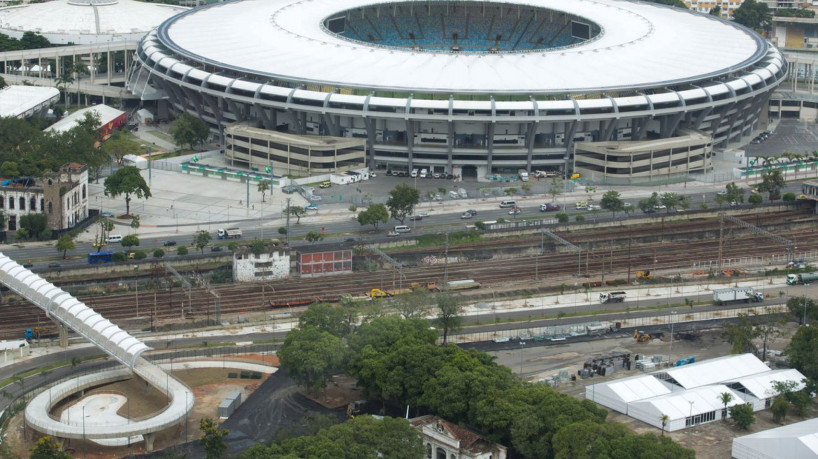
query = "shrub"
xmin=112 ymin=252 xmax=126 ymax=262
xmin=474 ymin=221 xmax=486 ymax=230
xmin=153 ymin=249 xmax=165 ymax=258
xmin=555 ymin=212 xmax=569 ymax=223
xmin=134 ymin=250 xmax=147 ymax=260
xmin=177 ymin=245 xmax=189 ymax=256
xmin=782 ymin=192 xmax=796 ymax=202
xmin=575 ymin=215 xmax=585 ymax=222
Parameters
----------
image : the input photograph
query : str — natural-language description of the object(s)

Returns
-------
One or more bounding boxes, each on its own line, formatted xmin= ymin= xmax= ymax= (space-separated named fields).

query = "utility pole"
xmin=285 ymin=197 xmax=291 ymax=246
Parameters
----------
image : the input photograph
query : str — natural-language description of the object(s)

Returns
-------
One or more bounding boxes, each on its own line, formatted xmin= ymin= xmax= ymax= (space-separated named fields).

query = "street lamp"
xmin=519 ymin=341 xmax=525 ymax=375
xmin=140 ymin=142 xmax=155 ymax=185
xmin=687 ymin=400 xmax=695 ymax=446
xmin=669 ymin=311 xmax=677 ymax=365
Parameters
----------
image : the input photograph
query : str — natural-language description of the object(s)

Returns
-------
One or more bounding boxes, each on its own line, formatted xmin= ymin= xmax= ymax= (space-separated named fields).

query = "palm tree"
xmin=660 ymin=413 xmax=670 ymax=436
xmin=719 ymin=392 xmax=733 ymax=421
xmin=55 ymin=71 xmax=73 ymax=108
xmin=72 ymin=61 xmax=89 ymax=106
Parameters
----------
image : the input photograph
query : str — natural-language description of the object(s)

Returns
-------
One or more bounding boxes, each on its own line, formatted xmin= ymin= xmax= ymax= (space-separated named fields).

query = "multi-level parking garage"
xmin=127 ymin=0 xmax=785 ymax=181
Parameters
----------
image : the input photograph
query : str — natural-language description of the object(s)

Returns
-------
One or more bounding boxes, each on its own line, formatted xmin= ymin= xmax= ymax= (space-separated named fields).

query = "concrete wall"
xmin=233 ymin=251 xmax=290 ymax=282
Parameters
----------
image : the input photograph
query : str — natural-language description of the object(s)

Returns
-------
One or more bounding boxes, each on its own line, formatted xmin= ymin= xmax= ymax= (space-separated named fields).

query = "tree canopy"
xmin=55 ymin=234 xmax=75 ymax=259
xmin=357 ymin=203 xmax=389 ymax=230
xmin=386 ymin=184 xmax=420 ymax=224
xmin=600 ymin=190 xmax=624 ymax=216
xmin=278 ymin=326 xmax=344 ymax=392
xmin=786 ymin=325 xmax=818 ymax=380
xmin=733 ymin=0 xmax=772 ymax=30
xmin=194 ymin=230 xmax=212 ymax=253
xmin=103 ymin=166 xmax=152 ymax=216
xmin=169 ymin=113 xmax=210 ymax=150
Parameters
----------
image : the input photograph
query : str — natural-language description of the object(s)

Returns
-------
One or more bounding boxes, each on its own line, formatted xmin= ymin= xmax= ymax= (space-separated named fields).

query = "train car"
xmin=444 ymin=280 xmax=481 ymax=291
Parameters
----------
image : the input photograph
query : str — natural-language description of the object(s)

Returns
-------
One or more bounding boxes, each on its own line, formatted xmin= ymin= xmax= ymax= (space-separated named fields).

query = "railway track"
xmin=2 ymin=208 xmax=815 ymax=340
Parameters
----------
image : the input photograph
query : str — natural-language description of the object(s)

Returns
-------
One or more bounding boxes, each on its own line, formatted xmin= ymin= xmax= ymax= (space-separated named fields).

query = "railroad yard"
xmin=2 ymin=205 xmax=812 ymax=341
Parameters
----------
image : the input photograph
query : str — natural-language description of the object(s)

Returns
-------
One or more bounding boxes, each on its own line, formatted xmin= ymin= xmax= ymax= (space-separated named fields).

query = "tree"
xmin=555 ymin=212 xmax=569 ymax=223
xmin=55 ymin=234 xmax=75 ymax=259
xmin=193 ymin=230 xmax=212 ymax=254
xmin=130 ymin=215 xmax=140 ymax=232
xmin=0 ymin=161 xmax=20 ymax=178
xmin=177 ymin=245 xmax=188 ymax=256
xmin=357 ymin=203 xmax=389 ymax=230
xmin=393 ymin=288 xmax=432 ymax=319
xmin=638 ymin=192 xmax=660 ymax=213
xmin=748 ymin=193 xmax=763 ymax=206
xmin=436 ymin=294 xmax=462 ymax=345
xmin=298 ymin=303 xmax=350 ymax=337
xmin=733 ymin=0 xmax=772 ymax=30
xmin=55 ymin=71 xmax=73 ymax=108
xmin=102 ymin=130 xmax=142 ymax=166
xmin=660 ymin=413 xmax=669 ymax=436
xmin=660 ymin=192 xmax=680 ymax=211
xmin=787 ymin=296 xmax=818 ymax=325
xmin=121 ymin=234 xmax=139 ymax=251
xmin=758 ymin=169 xmax=785 ymax=201
xmin=284 ymin=205 xmax=306 ymax=224
xmin=600 ymin=190 xmax=624 ymax=217
xmin=786 ymin=325 xmax=818 ymax=380
xmin=725 ymin=182 xmax=745 ymax=204
xmin=257 ymin=180 xmax=270 ymax=202
xmin=305 ymin=231 xmax=323 ymax=244
xmin=722 ymin=314 xmax=759 ymax=355
xmin=783 ymin=192 xmax=796 ymax=202
xmin=549 ymin=177 xmax=564 ymax=202
xmin=710 ymin=5 xmax=721 ymax=15
xmin=771 ymin=395 xmax=789 ymax=423
xmin=729 ymin=403 xmax=755 ymax=429
xmin=719 ymin=392 xmax=733 ymax=421
xmin=19 ymin=213 xmax=49 ymax=240
xmin=169 ymin=113 xmax=210 ymax=150
xmin=104 ymin=166 xmax=151 ymax=216
xmin=153 ymin=248 xmax=165 ymax=258
xmin=30 ymin=436 xmax=72 ymax=459
xmin=278 ymin=326 xmax=344 ymax=392
xmin=71 ymin=61 xmax=88 ymax=106
xmin=199 ymin=417 xmax=229 ymax=459
xmin=386 ymin=184 xmax=420 ymax=224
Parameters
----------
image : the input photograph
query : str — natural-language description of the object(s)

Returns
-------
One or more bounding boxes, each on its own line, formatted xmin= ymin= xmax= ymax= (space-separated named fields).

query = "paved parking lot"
xmin=746 ymin=119 xmax=818 ymax=158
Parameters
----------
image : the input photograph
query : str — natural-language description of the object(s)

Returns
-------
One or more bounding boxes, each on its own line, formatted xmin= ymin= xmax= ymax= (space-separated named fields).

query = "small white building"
xmin=233 ymin=243 xmax=290 ymax=282
xmin=0 ymin=163 xmax=89 ymax=232
xmin=410 ymin=415 xmax=507 ymax=459
xmin=586 ymin=354 xmax=808 ymax=433
xmin=733 ymin=417 xmax=818 ymax=459
xmin=122 ymin=154 xmax=148 ymax=170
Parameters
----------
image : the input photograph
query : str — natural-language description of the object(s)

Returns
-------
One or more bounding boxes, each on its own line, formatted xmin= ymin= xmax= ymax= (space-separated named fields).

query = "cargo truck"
xmin=599 ymin=291 xmax=627 ymax=303
xmin=787 ymin=272 xmax=818 ymax=285
xmin=518 ymin=169 xmax=529 ymax=182
xmin=217 ymin=228 xmax=242 ymax=239
xmin=713 ymin=287 xmax=763 ymax=304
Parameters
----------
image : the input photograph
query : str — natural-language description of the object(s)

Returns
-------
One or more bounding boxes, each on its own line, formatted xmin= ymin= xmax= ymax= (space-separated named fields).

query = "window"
xmin=82 ymin=184 xmax=86 ymax=199
xmin=30 ymin=197 xmax=36 ymax=211
xmin=40 ymin=198 xmax=44 ymax=211
xmin=19 ymin=197 xmax=24 ymax=210
xmin=9 ymin=197 xmax=14 ymax=209
xmin=48 ymin=202 xmax=52 ymax=214
xmin=0 ymin=196 xmax=4 ymax=209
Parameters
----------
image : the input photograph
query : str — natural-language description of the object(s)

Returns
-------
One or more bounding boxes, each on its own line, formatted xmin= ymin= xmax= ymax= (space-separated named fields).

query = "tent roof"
xmin=732 ymin=369 xmax=807 ymax=399
xmin=663 ymin=353 xmax=770 ymax=389
xmin=46 ymin=104 xmax=124 ymax=134
xmin=601 ymin=374 xmax=671 ymax=403
xmin=733 ymin=418 xmax=818 ymax=459
xmin=0 ymin=85 xmax=59 ymax=118
xmin=630 ymin=385 xmax=743 ymax=419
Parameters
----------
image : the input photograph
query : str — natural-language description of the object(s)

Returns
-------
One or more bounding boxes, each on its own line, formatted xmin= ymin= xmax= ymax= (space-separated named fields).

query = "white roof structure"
xmin=662 ymin=353 xmax=772 ymax=389
xmin=46 ymin=104 xmax=124 ymax=134
xmin=628 ymin=385 xmax=744 ymax=429
xmin=160 ymin=0 xmax=765 ymax=94
xmin=0 ymin=85 xmax=59 ymax=118
xmin=733 ymin=418 xmax=818 ymax=459
xmin=586 ymin=374 xmax=670 ymax=413
xmin=0 ymin=0 xmax=187 ymax=45
xmin=732 ymin=369 xmax=807 ymax=400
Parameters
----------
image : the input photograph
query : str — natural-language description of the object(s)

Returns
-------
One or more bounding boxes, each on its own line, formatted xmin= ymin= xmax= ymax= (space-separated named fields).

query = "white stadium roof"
xmin=0 ymin=0 xmax=187 ymax=44
xmin=160 ymin=0 xmax=766 ymax=94
xmin=733 ymin=418 xmax=818 ymax=459
xmin=0 ymin=85 xmax=59 ymax=118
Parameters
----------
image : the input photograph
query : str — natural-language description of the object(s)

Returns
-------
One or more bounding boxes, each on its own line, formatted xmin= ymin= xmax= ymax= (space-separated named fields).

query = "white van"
xmin=107 ymin=234 xmax=123 ymax=243
xmin=394 ymin=225 xmax=411 ymax=233
xmin=499 ymin=200 xmax=517 ymax=208
xmin=410 ymin=169 xmax=419 ymax=178
xmin=420 ymin=169 xmax=428 ymax=178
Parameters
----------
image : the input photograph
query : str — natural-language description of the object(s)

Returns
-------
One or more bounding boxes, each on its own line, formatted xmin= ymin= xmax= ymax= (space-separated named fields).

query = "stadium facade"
xmin=127 ymin=0 xmax=786 ymax=180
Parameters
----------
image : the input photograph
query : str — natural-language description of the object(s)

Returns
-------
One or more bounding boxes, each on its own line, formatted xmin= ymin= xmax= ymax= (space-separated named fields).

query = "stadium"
xmin=127 ymin=0 xmax=786 ymax=181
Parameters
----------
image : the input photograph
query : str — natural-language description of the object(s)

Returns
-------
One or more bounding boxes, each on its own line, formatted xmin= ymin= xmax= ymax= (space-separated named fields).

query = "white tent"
xmin=136 ymin=108 xmax=153 ymax=124
xmin=661 ymin=353 xmax=771 ymax=389
xmin=585 ymin=374 xmax=670 ymax=414
xmin=628 ymin=385 xmax=743 ymax=432
xmin=733 ymin=418 xmax=818 ymax=459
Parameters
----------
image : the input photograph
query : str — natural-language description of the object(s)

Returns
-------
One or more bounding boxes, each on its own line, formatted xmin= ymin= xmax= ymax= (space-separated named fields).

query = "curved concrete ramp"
xmin=0 ymin=254 xmax=193 ymax=446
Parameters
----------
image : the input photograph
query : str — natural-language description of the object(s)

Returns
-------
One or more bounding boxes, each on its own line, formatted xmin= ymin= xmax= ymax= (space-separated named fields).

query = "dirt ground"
xmin=487 ymin=323 xmax=808 ymax=459
xmin=301 ymin=374 xmax=363 ymax=410
xmin=6 ymin=363 xmax=270 ymax=459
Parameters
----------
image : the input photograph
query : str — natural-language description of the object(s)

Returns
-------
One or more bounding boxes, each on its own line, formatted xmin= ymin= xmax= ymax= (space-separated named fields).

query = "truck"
xmin=599 ymin=291 xmax=627 ymax=303
xmin=787 ymin=272 xmax=818 ymax=285
xmin=518 ymin=169 xmax=529 ymax=182
xmin=217 ymin=228 xmax=242 ymax=239
xmin=713 ymin=287 xmax=764 ymax=304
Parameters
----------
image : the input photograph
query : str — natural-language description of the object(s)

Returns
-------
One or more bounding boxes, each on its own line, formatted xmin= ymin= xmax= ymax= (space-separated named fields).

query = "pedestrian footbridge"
xmin=0 ymin=254 xmax=193 ymax=449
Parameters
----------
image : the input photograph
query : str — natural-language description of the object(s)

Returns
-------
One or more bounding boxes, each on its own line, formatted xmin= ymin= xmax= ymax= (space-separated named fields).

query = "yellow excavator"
xmin=635 ymin=270 xmax=653 ymax=280
xmin=634 ymin=329 xmax=651 ymax=343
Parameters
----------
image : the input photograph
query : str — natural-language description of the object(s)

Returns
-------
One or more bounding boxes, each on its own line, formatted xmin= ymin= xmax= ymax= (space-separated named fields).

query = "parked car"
xmin=465 ymin=209 xmax=477 ymax=216
xmin=101 ymin=211 xmax=115 ymax=218
xmin=163 ymin=240 xmax=177 ymax=247
xmin=48 ymin=262 xmax=61 ymax=269
xmin=508 ymin=207 xmax=522 ymax=215
xmin=211 ymin=246 xmax=223 ymax=252
xmin=539 ymin=203 xmax=561 ymax=212
xmin=319 ymin=181 xmax=331 ymax=188
xmin=409 ymin=215 xmax=423 ymax=221
xmin=433 ymin=172 xmax=442 ymax=179
xmin=304 ymin=203 xmax=318 ymax=211
xmin=22 ymin=261 xmax=33 ymax=268
xmin=387 ymin=231 xmax=400 ymax=237
xmin=282 ymin=185 xmax=300 ymax=194
xmin=460 ymin=212 xmax=474 ymax=219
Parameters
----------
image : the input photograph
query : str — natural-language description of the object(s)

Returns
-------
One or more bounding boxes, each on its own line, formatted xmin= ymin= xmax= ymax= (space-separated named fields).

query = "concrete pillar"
xmin=144 ymin=432 xmax=156 ymax=451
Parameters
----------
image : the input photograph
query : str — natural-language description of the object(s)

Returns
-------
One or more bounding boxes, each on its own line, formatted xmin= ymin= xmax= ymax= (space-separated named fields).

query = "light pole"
xmin=687 ymin=400 xmax=695 ymax=446
xmin=519 ymin=341 xmax=525 ymax=375
xmin=141 ymin=142 xmax=154 ymax=185
xmin=804 ymin=283 xmax=809 ymax=325
xmin=669 ymin=311 xmax=677 ymax=365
